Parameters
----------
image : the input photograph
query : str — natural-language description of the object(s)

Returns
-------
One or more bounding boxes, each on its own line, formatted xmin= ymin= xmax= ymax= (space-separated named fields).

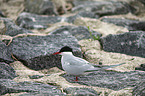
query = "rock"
xmin=0 ymin=18 xmax=32 ymax=36
xmin=16 ymin=12 xmax=63 ymax=29
xmin=133 ymin=81 xmax=145 ymax=96
xmin=66 ymin=11 xmax=99 ymax=23
xmin=72 ymin=1 xmax=136 ymax=16
xmin=62 ymin=70 xmax=145 ymax=90
xmin=50 ymin=26 xmax=102 ymax=41
xmin=101 ymin=18 xmax=145 ymax=31
xmin=0 ymin=79 xmax=65 ymax=95
xmin=9 ymin=34 xmax=82 ymax=70
xmin=0 ymin=40 xmax=13 ymax=63
xmin=64 ymin=87 xmax=98 ymax=96
xmin=0 ymin=10 xmax=5 ymax=17
xmin=24 ymin=0 xmax=58 ymax=15
xmin=100 ymin=31 xmax=145 ymax=58
xmin=0 ymin=62 xmax=16 ymax=79
xmin=74 ymin=17 xmax=128 ymax=36
xmin=135 ymin=63 xmax=145 ymax=71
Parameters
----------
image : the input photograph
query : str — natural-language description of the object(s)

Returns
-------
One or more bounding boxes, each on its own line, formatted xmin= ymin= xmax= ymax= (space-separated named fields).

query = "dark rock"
xmin=0 ymin=18 xmax=32 ymax=36
xmin=66 ymin=11 xmax=99 ymax=23
xmin=100 ymin=31 xmax=145 ymax=58
xmin=0 ymin=79 xmax=65 ymax=95
xmin=0 ymin=62 xmax=16 ymax=79
xmin=63 ymin=70 xmax=145 ymax=90
xmin=24 ymin=0 xmax=57 ymax=15
xmin=16 ymin=12 xmax=63 ymax=29
xmin=50 ymin=26 xmax=102 ymax=41
xmin=135 ymin=63 xmax=145 ymax=71
xmin=64 ymin=87 xmax=98 ymax=96
xmin=0 ymin=40 xmax=13 ymax=63
xmin=133 ymin=81 xmax=145 ymax=96
xmin=29 ymin=75 xmax=44 ymax=79
xmin=72 ymin=1 xmax=136 ymax=16
xmin=0 ymin=10 xmax=5 ymax=17
xmin=9 ymin=34 xmax=82 ymax=70
xmin=101 ymin=18 xmax=145 ymax=31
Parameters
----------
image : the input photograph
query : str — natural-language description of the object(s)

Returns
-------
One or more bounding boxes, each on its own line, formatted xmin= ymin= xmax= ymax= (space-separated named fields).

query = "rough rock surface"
xmin=9 ymin=34 xmax=82 ymax=70
xmin=16 ymin=12 xmax=63 ymax=29
xmin=0 ymin=79 xmax=65 ymax=95
xmin=72 ymin=1 xmax=136 ymax=16
xmin=50 ymin=26 xmax=102 ymax=41
xmin=64 ymin=87 xmax=98 ymax=96
xmin=101 ymin=31 xmax=145 ymax=58
xmin=133 ymin=81 xmax=145 ymax=96
xmin=66 ymin=11 xmax=99 ymax=23
xmin=101 ymin=18 xmax=145 ymax=31
xmin=0 ymin=40 xmax=13 ymax=63
xmin=63 ymin=70 xmax=145 ymax=90
xmin=0 ymin=18 xmax=32 ymax=36
xmin=0 ymin=62 xmax=16 ymax=79
xmin=24 ymin=0 xmax=57 ymax=15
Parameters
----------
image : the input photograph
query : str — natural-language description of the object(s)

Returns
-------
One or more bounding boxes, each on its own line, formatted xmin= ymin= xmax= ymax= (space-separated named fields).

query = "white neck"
xmin=60 ymin=52 xmax=73 ymax=56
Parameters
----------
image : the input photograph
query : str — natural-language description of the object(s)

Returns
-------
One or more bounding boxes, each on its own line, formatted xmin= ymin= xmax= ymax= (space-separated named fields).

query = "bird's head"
xmin=53 ymin=46 xmax=73 ymax=55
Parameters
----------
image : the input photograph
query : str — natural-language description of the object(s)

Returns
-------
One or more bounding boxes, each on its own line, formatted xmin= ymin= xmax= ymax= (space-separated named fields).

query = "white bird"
xmin=53 ymin=46 xmax=125 ymax=81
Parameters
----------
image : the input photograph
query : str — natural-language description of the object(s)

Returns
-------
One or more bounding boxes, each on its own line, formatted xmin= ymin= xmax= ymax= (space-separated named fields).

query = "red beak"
xmin=53 ymin=52 xmax=60 ymax=55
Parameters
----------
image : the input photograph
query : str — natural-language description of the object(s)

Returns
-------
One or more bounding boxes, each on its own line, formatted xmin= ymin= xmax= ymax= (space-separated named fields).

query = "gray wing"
xmin=85 ymin=63 xmax=126 ymax=72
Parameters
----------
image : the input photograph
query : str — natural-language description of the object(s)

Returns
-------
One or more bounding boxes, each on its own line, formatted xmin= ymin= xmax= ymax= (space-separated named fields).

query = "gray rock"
xmin=0 ymin=79 xmax=65 ymax=95
xmin=64 ymin=87 xmax=98 ymax=96
xmin=24 ymin=0 xmax=57 ymax=15
xmin=100 ymin=31 xmax=145 ymax=58
xmin=66 ymin=11 xmax=99 ymax=23
xmin=9 ymin=34 xmax=82 ymax=70
xmin=135 ymin=63 xmax=145 ymax=71
xmin=0 ymin=18 xmax=32 ymax=36
xmin=101 ymin=18 xmax=145 ymax=31
xmin=133 ymin=81 xmax=145 ymax=96
xmin=72 ymin=0 xmax=136 ymax=16
xmin=0 ymin=62 xmax=16 ymax=79
xmin=0 ymin=40 xmax=13 ymax=63
xmin=16 ymin=12 xmax=63 ymax=29
xmin=50 ymin=26 xmax=102 ymax=41
xmin=63 ymin=70 xmax=145 ymax=90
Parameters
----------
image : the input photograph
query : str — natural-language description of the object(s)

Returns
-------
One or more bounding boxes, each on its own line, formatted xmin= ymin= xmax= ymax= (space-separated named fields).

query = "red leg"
xmin=75 ymin=76 xmax=78 ymax=81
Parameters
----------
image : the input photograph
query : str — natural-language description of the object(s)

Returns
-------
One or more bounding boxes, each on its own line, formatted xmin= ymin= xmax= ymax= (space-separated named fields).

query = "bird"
xmin=53 ymin=46 xmax=125 ymax=81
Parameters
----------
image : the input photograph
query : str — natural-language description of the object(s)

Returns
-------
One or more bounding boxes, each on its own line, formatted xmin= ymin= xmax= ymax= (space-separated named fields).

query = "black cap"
xmin=59 ymin=46 xmax=73 ymax=53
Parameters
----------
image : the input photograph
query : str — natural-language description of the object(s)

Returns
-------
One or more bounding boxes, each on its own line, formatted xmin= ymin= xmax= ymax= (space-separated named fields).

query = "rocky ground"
xmin=0 ymin=0 xmax=145 ymax=96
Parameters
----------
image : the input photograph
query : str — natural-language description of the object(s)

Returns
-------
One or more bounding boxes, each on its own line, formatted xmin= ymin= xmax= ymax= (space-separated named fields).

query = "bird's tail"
xmin=85 ymin=63 xmax=125 ymax=72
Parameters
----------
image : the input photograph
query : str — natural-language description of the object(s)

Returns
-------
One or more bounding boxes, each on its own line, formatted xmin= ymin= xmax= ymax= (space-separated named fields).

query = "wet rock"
xmin=24 ymin=0 xmax=57 ymax=15
xmin=133 ymin=81 xmax=145 ymax=96
xmin=135 ymin=63 xmax=145 ymax=71
xmin=100 ymin=31 xmax=145 ymax=58
xmin=0 ymin=40 xmax=13 ymax=63
xmin=72 ymin=1 xmax=136 ymax=16
xmin=9 ymin=34 xmax=82 ymax=70
xmin=63 ymin=70 xmax=145 ymax=90
xmin=101 ymin=18 xmax=145 ymax=31
xmin=0 ymin=79 xmax=65 ymax=95
xmin=0 ymin=62 xmax=16 ymax=79
xmin=50 ymin=26 xmax=102 ymax=41
xmin=0 ymin=18 xmax=32 ymax=36
xmin=64 ymin=87 xmax=98 ymax=96
xmin=16 ymin=12 xmax=63 ymax=29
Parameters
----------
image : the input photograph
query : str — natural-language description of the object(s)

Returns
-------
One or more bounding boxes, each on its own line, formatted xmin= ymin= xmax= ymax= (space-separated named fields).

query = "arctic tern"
xmin=53 ymin=46 xmax=125 ymax=81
